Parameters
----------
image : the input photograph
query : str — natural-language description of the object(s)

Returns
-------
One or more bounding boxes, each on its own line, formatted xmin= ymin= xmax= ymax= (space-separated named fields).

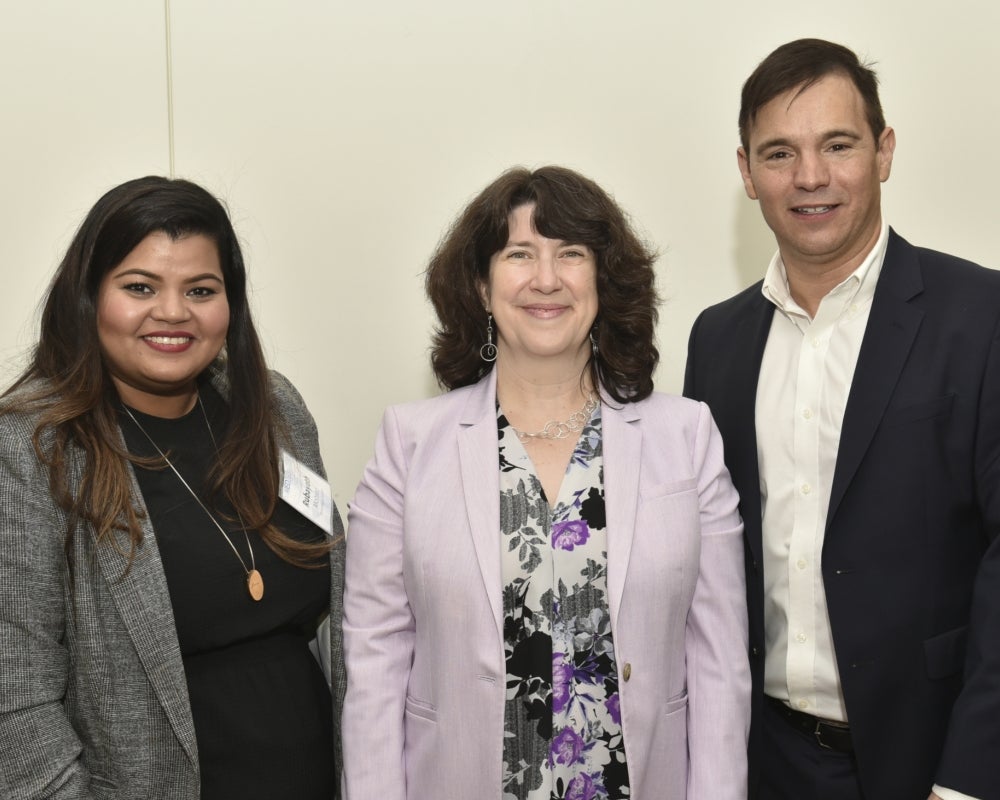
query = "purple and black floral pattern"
xmin=498 ymin=407 xmax=630 ymax=800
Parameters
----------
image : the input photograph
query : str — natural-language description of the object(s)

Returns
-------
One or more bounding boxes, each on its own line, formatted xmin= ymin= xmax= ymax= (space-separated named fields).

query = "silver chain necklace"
xmin=512 ymin=393 xmax=598 ymax=441
xmin=122 ymin=396 xmax=265 ymax=601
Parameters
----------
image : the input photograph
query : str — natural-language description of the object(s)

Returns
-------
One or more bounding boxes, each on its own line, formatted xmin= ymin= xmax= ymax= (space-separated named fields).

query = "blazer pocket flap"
xmin=642 ymin=477 xmax=697 ymax=500
xmin=885 ymin=394 xmax=955 ymax=427
xmin=924 ymin=625 xmax=967 ymax=679
xmin=664 ymin=690 xmax=688 ymax=716
xmin=405 ymin=695 xmax=438 ymax=722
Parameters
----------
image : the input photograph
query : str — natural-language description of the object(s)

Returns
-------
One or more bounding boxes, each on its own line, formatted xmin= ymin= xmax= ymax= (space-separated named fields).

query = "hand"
xmin=928 ymin=793 xmax=943 ymax=800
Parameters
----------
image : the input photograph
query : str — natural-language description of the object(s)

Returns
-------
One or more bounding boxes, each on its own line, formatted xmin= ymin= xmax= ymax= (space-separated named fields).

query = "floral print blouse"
xmin=499 ymin=404 xmax=630 ymax=800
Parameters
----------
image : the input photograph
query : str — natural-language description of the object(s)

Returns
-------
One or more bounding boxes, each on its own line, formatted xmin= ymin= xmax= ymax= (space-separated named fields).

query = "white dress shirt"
xmin=756 ymin=222 xmax=887 ymax=721
xmin=753 ymin=221 xmax=977 ymax=800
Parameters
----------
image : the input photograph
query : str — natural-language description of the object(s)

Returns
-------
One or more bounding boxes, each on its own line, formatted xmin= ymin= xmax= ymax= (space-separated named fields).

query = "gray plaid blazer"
xmin=0 ymin=370 xmax=345 ymax=799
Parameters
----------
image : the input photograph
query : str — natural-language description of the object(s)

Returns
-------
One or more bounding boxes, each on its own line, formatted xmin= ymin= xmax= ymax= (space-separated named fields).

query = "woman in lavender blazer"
xmin=342 ymin=166 xmax=750 ymax=800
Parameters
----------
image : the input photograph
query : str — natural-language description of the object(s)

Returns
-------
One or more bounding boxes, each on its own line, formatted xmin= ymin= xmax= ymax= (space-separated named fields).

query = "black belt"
xmin=766 ymin=695 xmax=853 ymax=753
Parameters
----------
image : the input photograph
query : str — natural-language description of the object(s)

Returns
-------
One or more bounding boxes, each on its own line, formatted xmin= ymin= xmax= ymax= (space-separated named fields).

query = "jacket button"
xmin=622 ymin=663 xmax=632 ymax=681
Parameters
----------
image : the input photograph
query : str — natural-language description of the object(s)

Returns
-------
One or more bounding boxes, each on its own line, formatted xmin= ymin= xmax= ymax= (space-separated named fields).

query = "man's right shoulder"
xmin=699 ymin=279 xmax=766 ymax=318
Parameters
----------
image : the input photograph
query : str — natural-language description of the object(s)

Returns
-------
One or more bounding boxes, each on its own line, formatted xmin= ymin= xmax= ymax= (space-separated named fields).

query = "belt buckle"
xmin=813 ymin=719 xmax=833 ymax=750
xmin=812 ymin=717 xmax=849 ymax=751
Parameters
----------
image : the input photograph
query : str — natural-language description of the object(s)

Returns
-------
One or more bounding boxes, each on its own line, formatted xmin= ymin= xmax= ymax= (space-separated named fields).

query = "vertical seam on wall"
xmin=164 ymin=0 xmax=176 ymax=177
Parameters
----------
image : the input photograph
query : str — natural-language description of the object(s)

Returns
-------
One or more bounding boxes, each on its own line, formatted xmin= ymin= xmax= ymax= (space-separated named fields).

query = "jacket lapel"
xmin=602 ymin=400 xmax=641 ymax=628
xmin=456 ymin=371 xmax=504 ymax=642
xmin=829 ymin=230 xmax=924 ymax=523
xmin=92 ymin=487 xmax=199 ymax=766
xmin=721 ymin=295 xmax=774 ymax=571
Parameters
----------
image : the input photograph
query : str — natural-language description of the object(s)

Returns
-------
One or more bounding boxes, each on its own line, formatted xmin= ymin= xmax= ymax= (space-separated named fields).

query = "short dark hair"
xmin=425 ymin=165 xmax=659 ymax=403
xmin=739 ymin=38 xmax=885 ymax=151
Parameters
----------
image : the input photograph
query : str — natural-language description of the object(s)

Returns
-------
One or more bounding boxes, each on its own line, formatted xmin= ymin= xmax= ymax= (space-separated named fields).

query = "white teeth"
xmin=145 ymin=336 xmax=190 ymax=345
xmin=796 ymin=206 xmax=832 ymax=214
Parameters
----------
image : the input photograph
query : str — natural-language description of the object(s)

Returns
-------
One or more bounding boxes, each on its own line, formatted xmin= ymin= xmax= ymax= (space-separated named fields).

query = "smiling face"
xmin=483 ymin=203 xmax=598 ymax=372
xmin=96 ymin=231 xmax=230 ymax=417
xmin=737 ymin=72 xmax=895 ymax=280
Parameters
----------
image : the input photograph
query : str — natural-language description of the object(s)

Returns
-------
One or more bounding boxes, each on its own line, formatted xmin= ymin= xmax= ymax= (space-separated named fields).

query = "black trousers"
xmin=759 ymin=698 xmax=866 ymax=800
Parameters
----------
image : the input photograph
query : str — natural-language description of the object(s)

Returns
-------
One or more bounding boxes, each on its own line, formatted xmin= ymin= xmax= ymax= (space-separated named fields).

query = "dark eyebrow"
xmin=111 ymin=268 xmax=223 ymax=284
xmin=754 ymin=129 xmax=864 ymax=157
xmin=754 ymin=137 xmax=792 ymax=157
xmin=823 ymin=129 xmax=863 ymax=142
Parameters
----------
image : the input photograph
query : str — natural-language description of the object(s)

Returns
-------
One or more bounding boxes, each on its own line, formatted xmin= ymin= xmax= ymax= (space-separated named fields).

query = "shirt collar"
xmin=761 ymin=221 xmax=890 ymax=316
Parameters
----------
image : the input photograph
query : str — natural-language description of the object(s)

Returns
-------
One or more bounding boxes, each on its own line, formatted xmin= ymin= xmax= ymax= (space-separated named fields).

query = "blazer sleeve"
xmin=269 ymin=371 xmax=349 ymax=798
xmin=936 ymin=316 xmax=1000 ymax=800
xmin=0 ymin=419 xmax=95 ymax=799
xmin=685 ymin=402 xmax=751 ymax=800
xmin=341 ymin=405 xmax=412 ymax=800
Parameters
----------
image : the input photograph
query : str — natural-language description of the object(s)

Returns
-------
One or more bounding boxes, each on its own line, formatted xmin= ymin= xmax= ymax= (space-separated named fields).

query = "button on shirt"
xmin=756 ymin=222 xmax=888 ymax=722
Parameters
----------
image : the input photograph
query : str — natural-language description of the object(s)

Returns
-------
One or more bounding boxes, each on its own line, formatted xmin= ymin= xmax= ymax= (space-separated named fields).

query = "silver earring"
xmin=590 ymin=327 xmax=599 ymax=358
xmin=480 ymin=314 xmax=498 ymax=362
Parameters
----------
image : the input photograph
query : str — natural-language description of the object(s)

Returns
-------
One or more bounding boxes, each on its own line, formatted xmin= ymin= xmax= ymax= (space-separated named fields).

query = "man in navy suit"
xmin=684 ymin=38 xmax=1000 ymax=800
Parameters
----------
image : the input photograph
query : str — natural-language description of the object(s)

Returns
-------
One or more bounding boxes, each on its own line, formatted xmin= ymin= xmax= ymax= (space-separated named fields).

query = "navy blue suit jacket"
xmin=684 ymin=229 xmax=1000 ymax=800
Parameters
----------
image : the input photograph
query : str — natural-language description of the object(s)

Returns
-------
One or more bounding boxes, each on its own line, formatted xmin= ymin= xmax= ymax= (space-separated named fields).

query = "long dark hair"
xmin=425 ymin=166 xmax=659 ymax=403
xmin=5 ymin=176 xmax=329 ymax=567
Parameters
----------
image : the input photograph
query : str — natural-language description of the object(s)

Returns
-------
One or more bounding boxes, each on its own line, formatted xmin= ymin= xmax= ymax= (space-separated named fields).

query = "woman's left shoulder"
xmin=626 ymin=391 xmax=706 ymax=421
xmin=265 ymin=371 xmax=320 ymax=442
xmin=615 ymin=392 xmax=716 ymax=449
xmin=267 ymin=370 xmax=309 ymax=410
xmin=267 ymin=369 xmax=297 ymax=395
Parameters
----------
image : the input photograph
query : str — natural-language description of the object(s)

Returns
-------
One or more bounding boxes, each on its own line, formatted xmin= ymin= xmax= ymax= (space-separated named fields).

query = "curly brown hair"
xmin=425 ymin=166 xmax=659 ymax=403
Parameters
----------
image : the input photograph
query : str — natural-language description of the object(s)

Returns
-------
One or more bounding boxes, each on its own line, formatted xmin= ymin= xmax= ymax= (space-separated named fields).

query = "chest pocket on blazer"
xmin=640 ymin=477 xmax=699 ymax=532
xmin=637 ymin=478 xmax=700 ymax=570
xmin=640 ymin=477 xmax=697 ymax=500
xmin=883 ymin=394 xmax=955 ymax=427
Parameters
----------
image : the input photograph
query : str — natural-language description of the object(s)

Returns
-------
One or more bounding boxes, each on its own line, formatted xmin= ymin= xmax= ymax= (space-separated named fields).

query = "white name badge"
xmin=280 ymin=450 xmax=334 ymax=536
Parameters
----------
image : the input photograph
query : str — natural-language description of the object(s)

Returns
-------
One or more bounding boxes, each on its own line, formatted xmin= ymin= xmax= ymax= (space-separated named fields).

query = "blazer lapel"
xmin=721 ymin=294 xmax=774 ymax=571
xmin=456 ymin=371 xmax=504 ymax=642
xmin=829 ymin=231 xmax=924 ymax=523
xmin=602 ymin=399 xmax=641 ymax=629
xmin=93 ymin=472 xmax=198 ymax=767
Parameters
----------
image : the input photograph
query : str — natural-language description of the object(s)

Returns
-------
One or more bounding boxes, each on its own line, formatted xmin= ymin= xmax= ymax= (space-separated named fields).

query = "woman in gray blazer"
xmin=0 ymin=177 xmax=345 ymax=799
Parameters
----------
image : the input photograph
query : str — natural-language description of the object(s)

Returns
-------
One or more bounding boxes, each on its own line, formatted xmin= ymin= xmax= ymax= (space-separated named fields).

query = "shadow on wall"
xmin=731 ymin=189 xmax=775 ymax=290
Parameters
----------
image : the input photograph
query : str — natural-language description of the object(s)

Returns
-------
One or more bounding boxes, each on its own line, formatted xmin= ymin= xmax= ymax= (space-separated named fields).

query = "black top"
xmin=119 ymin=385 xmax=334 ymax=799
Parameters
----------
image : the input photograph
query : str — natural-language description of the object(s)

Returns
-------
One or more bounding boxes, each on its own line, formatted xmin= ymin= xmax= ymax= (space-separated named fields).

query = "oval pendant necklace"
xmin=122 ymin=397 xmax=265 ymax=602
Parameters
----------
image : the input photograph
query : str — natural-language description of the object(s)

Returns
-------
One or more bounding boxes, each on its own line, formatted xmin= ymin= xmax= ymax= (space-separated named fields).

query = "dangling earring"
xmin=480 ymin=313 xmax=498 ymax=362
xmin=590 ymin=325 xmax=599 ymax=358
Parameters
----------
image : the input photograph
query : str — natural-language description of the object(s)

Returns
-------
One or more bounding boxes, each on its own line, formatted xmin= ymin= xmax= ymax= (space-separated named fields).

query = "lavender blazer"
xmin=341 ymin=371 xmax=750 ymax=800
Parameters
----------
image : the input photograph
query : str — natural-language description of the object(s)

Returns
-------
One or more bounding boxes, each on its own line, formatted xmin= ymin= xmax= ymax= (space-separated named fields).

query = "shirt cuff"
xmin=933 ymin=784 xmax=981 ymax=800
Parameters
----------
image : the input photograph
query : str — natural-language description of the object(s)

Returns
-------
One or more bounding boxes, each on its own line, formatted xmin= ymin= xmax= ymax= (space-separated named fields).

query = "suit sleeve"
xmin=682 ymin=309 xmax=706 ymax=400
xmin=341 ymin=406 xmax=412 ymax=800
xmin=936 ymin=315 xmax=1000 ymax=800
xmin=0 ymin=421 xmax=95 ymax=799
xmin=685 ymin=402 xmax=751 ymax=799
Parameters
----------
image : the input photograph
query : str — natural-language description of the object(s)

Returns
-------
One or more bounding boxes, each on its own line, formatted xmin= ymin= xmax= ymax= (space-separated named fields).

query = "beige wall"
xmin=3 ymin=0 xmax=998 ymax=506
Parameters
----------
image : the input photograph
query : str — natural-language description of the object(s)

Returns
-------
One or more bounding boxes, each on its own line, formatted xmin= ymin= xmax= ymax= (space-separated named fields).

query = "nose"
xmin=793 ymin=151 xmax=830 ymax=191
xmin=151 ymin=290 xmax=192 ymax=322
xmin=530 ymin=253 xmax=562 ymax=292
